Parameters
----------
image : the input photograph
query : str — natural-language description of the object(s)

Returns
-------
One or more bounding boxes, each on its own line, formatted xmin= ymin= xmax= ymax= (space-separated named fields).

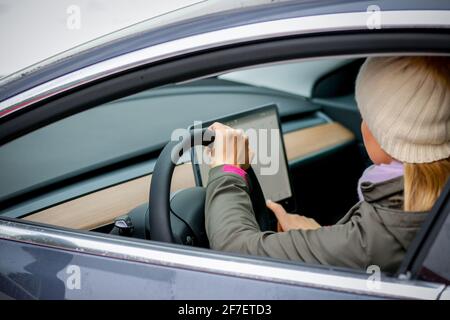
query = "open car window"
xmin=0 ymin=53 xmax=447 ymax=290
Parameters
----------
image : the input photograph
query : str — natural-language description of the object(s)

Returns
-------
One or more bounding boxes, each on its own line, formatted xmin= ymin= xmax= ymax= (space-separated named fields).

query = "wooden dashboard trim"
xmin=24 ymin=122 xmax=354 ymax=230
xmin=283 ymin=121 xmax=355 ymax=161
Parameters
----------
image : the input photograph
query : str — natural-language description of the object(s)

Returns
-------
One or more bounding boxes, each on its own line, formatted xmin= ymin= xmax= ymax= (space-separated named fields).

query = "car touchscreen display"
xmin=192 ymin=104 xmax=294 ymax=207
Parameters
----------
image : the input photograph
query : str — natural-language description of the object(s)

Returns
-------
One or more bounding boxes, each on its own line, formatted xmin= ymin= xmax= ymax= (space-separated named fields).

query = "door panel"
xmin=0 ymin=239 xmax=377 ymax=300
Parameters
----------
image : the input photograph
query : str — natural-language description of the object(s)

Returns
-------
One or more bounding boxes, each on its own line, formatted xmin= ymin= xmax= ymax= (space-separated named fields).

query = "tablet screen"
xmin=192 ymin=105 xmax=293 ymax=203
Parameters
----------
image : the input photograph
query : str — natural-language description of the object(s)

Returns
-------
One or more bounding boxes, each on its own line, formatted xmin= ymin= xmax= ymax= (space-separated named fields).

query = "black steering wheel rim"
xmin=148 ymin=128 xmax=273 ymax=243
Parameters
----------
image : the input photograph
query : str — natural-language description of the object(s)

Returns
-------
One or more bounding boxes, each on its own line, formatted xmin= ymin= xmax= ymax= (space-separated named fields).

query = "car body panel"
xmin=0 ymin=238 xmax=377 ymax=300
xmin=0 ymin=219 xmax=445 ymax=300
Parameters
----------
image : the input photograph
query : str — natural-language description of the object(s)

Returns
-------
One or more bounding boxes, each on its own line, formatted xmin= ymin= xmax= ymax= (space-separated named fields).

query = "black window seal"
xmin=397 ymin=179 xmax=450 ymax=281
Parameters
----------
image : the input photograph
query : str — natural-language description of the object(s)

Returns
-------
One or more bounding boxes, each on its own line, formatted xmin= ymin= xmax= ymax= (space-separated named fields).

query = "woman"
xmin=205 ymin=56 xmax=450 ymax=273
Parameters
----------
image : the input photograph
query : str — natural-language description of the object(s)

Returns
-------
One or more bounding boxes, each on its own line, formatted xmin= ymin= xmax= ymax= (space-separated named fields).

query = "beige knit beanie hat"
xmin=355 ymin=56 xmax=450 ymax=163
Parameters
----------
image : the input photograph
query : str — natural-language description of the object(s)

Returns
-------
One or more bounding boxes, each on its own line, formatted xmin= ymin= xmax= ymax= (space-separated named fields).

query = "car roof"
xmin=1 ymin=0 xmax=449 ymax=103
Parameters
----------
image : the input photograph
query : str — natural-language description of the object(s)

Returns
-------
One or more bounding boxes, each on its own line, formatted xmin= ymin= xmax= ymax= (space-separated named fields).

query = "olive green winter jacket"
xmin=205 ymin=165 xmax=428 ymax=273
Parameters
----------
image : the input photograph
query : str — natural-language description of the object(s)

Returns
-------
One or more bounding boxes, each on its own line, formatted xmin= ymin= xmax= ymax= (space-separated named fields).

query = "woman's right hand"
xmin=207 ymin=122 xmax=252 ymax=169
xmin=266 ymin=200 xmax=321 ymax=231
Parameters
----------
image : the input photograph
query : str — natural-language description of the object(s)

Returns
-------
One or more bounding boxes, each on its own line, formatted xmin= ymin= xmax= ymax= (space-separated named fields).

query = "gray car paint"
xmin=0 ymin=239 xmax=377 ymax=300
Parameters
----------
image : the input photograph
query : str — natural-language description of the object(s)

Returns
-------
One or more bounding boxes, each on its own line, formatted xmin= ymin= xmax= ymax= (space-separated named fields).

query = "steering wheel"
xmin=148 ymin=128 xmax=275 ymax=246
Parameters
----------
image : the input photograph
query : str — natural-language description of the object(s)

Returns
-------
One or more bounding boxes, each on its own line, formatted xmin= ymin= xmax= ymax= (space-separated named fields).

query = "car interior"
xmin=0 ymin=57 xmax=371 ymax=250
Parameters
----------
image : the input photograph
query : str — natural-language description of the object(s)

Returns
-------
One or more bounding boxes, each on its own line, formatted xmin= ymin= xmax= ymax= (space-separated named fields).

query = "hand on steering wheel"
xmin=148 ymin=127 xmax=276 ymax=245
xmin=206 ymin=122 xmax=253 ymax=170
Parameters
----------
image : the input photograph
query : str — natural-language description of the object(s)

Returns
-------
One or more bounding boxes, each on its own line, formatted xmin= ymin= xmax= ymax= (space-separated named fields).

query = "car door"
xmin=0 ymin=216 xmax=446 ymax=300
xmin=397 ymin=179 xmax=450 ymax=295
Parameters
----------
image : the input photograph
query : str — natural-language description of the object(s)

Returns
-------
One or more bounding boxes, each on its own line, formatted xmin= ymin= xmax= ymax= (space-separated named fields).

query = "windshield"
xmin=0 ymin=0 xmax=289 ymax=85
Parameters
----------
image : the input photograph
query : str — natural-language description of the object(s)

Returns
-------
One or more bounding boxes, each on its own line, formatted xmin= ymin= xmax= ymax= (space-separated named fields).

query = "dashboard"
xmin=0 ymin=78 xmax=356 ymax=229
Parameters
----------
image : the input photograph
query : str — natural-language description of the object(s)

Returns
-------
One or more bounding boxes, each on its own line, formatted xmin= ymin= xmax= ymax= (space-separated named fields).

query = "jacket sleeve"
xmin=205 ymin=165 xmax=372 ymax=270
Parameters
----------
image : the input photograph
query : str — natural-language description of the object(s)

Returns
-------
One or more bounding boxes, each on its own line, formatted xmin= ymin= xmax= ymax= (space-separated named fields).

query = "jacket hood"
xmin=361 ymin=176 xmax=428 ymax=250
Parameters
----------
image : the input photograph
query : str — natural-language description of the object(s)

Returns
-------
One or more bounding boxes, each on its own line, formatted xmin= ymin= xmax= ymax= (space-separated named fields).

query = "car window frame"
xmin=398 ymin=180 xmax=450 ymax=284
xmin=2 ymin=9 xmax=450 ymax=120
xmin=0 ymin=216 xmax=445 ymax=299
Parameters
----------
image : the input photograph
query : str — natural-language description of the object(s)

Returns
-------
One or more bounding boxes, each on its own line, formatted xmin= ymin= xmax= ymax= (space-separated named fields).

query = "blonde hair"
xmin=404 ymin=158 xmax=450 ymax=212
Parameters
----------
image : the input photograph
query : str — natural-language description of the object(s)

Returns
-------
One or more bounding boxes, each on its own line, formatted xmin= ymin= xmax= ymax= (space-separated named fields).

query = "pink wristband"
xmin=222 ymin=164 xmax=247 ymax=180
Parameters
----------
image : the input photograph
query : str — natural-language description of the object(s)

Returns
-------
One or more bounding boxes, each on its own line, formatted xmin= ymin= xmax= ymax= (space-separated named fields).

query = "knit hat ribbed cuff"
xmin=375 ymin=128 xmax=450 ymax=163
